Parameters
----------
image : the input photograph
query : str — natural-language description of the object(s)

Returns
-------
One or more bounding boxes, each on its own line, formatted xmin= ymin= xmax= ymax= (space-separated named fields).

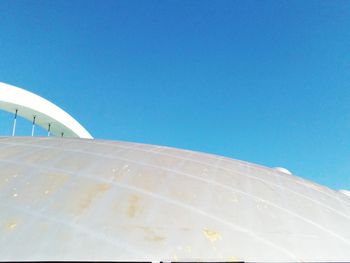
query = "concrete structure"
xmin=0 ymin=136 xmax=350 ymax=262
xmin=0 ymin=82 xmax=92 ymax=138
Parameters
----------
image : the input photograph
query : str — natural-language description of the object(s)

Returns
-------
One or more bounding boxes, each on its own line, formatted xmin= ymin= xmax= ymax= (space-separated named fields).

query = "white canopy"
xmin=0 ymin=82 xmax=92 ymax=139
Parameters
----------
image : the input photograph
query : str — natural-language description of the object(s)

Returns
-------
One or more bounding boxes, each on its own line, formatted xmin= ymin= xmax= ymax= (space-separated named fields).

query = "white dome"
xmin=0 ymin=137 xmax=349 ymax=262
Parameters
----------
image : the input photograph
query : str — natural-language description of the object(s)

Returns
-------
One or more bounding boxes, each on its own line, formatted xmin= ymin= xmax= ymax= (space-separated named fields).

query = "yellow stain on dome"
xmin=5 ymin=220 xmax=19 ymax=231
xmin=79 ymin=183 xmax=111 ymax=211
xmin=128 ymin=195 xmax=142 ymax=218
xmin=203 ymin=228 xmax=222 ymax=242
xmin=228 ymin=255 xmax=239 ymax=262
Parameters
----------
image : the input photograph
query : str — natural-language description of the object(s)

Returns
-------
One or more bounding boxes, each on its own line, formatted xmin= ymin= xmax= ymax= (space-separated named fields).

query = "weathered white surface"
xmin=340 ymin=190 xmax=350 ymax=198
xmin=0 ymin=82 xmax=92 ymax=138
xmin=273 ymin=167 xmax=292 ymax=175
xmin=0 ymin=137 xmax=349 ymax=262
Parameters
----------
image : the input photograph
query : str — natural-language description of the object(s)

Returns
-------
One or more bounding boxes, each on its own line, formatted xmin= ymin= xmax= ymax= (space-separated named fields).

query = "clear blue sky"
xmin=0 ymin=0 xmax=349 ymax=190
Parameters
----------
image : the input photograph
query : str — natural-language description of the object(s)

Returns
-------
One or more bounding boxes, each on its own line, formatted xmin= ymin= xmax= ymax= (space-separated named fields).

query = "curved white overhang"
xmin=0 ymin=82 xmax=93 ymax=139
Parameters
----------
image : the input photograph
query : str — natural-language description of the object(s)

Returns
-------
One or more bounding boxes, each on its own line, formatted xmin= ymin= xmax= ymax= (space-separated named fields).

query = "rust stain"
xmin=78 ymin=183 xmax=111 ymax=211
xmin=56 ymin=182 xmax=112 ymax=216
xmin=203 ymin=228 xmax=222 ymax=242
xmin=127 ymin=195 xmax=142 ymax=217
xmin=145 ymin=228 xmax=165 ymax=242
xmin=137 ymin=226 xmax=165 ymax=242
xmin=153 ymin=236 xmax=165 ymax=241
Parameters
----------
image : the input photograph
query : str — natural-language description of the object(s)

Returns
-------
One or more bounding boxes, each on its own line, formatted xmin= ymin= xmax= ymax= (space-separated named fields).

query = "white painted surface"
xmin=0 ymin=137 xmax=349 ymax=261
xmin=0 ymin=82 xmax=92 ymax=138
xmin=274 ymin=167 xmax=292 ymax=175
xmin=339 ymin=190 xmax=350 ymax=198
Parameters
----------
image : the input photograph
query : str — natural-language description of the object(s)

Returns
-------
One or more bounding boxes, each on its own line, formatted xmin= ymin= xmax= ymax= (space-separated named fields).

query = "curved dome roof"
xmin=0 ymin=137 xmax=349 ymax=261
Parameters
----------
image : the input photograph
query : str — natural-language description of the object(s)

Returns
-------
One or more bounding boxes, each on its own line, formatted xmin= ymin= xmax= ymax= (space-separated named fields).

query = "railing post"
xmin=12 ymin=109 xmax=18 ymax=136
xmin=31 ymin=116 xmax=36 ymax=136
